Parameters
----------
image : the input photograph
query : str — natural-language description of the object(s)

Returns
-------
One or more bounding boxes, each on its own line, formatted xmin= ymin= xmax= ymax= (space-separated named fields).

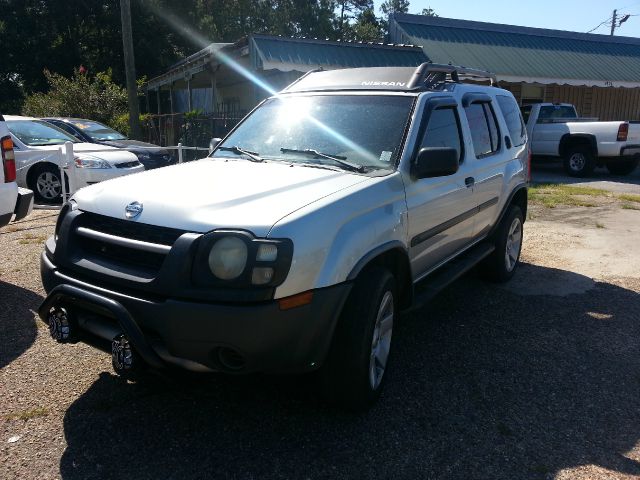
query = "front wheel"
xmin=319 ymin=267 xmax=396 ymax=411
xmin=563 ymin=147 xmax=595 ymax=177
xmin=30 ymin=164 xmax=64 ymax=204
xmin=481 ymin=206 xmax=524 ymax=283
xmin=606 ymin=157 xmax=639 ymax=176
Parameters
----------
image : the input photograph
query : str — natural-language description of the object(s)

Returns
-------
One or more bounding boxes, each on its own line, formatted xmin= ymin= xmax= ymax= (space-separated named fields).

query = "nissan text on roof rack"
xmin=523 ymin=103 xmax=640 ymax=177
xmin=39 ymin=63 xmax=530 ymax=410
xmin=5 ymin=116 xmax=145 ymax=204
xmin=0 ymin=115 xmax=33 ymax=228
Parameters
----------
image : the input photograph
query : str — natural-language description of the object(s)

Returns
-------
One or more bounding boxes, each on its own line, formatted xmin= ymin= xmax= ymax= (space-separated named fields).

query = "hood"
xmin=29 ymin=142 xmax=139 ymax=164
xmin=73 ymin=158 xmax=371 ymax=237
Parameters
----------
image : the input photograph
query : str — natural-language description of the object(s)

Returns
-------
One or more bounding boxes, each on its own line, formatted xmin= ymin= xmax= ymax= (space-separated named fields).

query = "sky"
xmin=373 ymin=0 xmax=640 ymax=38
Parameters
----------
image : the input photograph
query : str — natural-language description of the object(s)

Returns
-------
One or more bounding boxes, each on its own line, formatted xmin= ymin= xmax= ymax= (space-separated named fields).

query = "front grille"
xmin=78 ymin=212 xmax=185 ymax=246
xmin=82 ymin=236 xmax=166 ymax=270
xmin=74 ymin=212 xmax=189 ymax=276
xmin=115 ymin=161 xmax=141 ymax=169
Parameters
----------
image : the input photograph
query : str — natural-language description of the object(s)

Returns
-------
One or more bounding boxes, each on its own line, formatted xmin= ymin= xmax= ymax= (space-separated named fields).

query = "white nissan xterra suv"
xmin=0 ymin=115 xmax=33 ymax=228
xmin=40 ymin=64 xmax=529 ymax=410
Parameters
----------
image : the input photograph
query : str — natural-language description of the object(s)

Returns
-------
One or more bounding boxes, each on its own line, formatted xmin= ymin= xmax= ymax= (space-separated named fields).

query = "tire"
xmin=481 ymin=206 xmax=524 ymax=283
xmin=606 ymin=158 xmax=639 ymax=176
xmin=319 ymin=267 xmax=396 ymax=411
xmin=30 ymin=163 xmax=64 ymax=204
xmin=563 ymin=146 xmax=595 ymax=177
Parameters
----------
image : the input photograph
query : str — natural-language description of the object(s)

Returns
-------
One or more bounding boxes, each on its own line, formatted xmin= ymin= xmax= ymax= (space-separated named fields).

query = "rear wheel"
xmin=606 ymin=157 xmax=639 ymax=176
xmin=320 ymin=267 xmax=396 ymax=411
xmin=563 ymin=147 xmax=595 ymax=177
xmin=481 ymin=206 xmax=524 ymax=283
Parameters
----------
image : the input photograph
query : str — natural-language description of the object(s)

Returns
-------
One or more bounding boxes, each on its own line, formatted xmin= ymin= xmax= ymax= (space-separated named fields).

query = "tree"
xmin=351 ymin=8 xmax=383 ymax=41
xmin=379 ymin=0 xmax=410 ymax=36
xmin=421 ymin=7 xmax=438 ymax=16
xmin=22 ymin=69 xmax=127 ymax=127
xmin=380 ymin=0 xmax=410 ymax=15
xmin=335 ymin=0 xmax=373 ymax=39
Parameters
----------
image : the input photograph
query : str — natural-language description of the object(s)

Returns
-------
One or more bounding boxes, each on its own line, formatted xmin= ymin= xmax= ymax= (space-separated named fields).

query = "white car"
xmin=5 ymin=115 xmax=144 ymax=203
xmin=0 ymin=115 xmax=33 ymax=227
xmin=523 ymin=103 xmax=640 ymax=177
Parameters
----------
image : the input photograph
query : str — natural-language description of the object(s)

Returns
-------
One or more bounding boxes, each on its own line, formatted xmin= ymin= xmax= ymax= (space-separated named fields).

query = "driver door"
xmin=403 ymin=97 xmax=478 ymax=280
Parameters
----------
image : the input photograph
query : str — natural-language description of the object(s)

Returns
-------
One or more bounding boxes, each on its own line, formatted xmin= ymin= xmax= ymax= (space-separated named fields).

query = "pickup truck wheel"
xmin=606 ymin=158 xmax=639 ymax=176
xmin=30 ymin=164 xmax=63 ymax=204
xmin=319 ymin=267 xmax=396 ymax=411
xmin=481 ymin=206 xmax=523 ymax=283
xmin=563 ymin=147 xmax=595 ymax=177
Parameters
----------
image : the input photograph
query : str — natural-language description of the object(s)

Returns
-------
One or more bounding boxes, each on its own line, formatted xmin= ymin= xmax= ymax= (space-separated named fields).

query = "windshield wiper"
xmin=217 ymin=145 xmax=264 ymax=163
xmin=280 ymin=148 xmax=365 ymax=173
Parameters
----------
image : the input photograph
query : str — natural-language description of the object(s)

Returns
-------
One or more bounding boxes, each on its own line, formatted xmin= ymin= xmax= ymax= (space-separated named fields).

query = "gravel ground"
xmin=1 ymin=196 xmax=640 ymax=479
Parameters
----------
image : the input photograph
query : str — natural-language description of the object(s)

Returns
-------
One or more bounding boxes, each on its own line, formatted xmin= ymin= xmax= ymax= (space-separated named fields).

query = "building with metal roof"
xmin=389 ymin=14 xmax=640 ymax=120
xmin=145 ymin=34 xmax=427 ymax=116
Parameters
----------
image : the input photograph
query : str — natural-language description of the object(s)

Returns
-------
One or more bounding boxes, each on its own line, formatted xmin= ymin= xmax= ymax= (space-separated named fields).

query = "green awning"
xmin=390 ymin=14 xmax=640 ymax=87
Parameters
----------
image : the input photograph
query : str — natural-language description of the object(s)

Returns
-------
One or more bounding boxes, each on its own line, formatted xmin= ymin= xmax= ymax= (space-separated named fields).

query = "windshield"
xmin=71 ymin=120 xmax=127 ymax=141
xmin=7 ymin=120 xmax=79 ymax=146
xmin=212 ymin=95 xmax=415 ymax=171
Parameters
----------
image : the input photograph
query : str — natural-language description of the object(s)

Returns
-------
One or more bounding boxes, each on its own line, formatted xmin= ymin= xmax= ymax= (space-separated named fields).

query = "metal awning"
xmin=390 ymin=14 xmax=640 ymax=88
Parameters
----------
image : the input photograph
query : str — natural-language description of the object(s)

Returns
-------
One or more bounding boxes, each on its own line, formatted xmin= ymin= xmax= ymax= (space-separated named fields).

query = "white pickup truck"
xmin=523 ymin=103 xmax=640 ymax=177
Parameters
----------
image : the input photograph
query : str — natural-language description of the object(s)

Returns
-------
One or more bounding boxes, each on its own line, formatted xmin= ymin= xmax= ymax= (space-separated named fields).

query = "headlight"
xmin=192 ymin=231 xmax=293 ymax=289
xmin=74 ymin=155 xmax=111 ymax=169
xmin=136 ymin=152 xmax=151 ymax=161
xmin=208 ymin=236 xmax=248 ymax=280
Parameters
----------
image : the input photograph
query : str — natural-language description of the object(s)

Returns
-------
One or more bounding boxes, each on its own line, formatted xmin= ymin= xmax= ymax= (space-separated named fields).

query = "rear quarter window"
xmin=497 ymin=95 xmax=527 ymax=147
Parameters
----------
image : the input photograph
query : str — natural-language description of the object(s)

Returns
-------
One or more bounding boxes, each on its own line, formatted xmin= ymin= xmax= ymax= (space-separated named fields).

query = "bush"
xmin=110 ymin=112 xmax=151 ymax=138
xmin=22 ymin=69 xmax=127 ymax=126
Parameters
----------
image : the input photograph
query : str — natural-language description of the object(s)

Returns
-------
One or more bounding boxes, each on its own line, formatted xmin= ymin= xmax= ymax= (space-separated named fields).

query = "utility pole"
xmin=120 ymin=0 xmax=142 ymax=139
xmin=611 ymin=9 xmax=617 ymax=36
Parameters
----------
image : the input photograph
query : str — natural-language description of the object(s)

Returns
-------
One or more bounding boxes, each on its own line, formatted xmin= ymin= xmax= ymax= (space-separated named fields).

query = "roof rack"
xmin=407 ymin=63 xmax=498 ymax=89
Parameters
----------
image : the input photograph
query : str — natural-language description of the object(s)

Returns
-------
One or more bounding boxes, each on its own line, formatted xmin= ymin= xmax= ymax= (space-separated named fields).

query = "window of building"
xmin=521 ymin=84 xmax=545 ymax=105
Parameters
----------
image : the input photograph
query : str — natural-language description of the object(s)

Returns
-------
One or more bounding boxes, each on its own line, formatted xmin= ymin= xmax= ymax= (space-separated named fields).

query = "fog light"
xmin=256 ymin=244 xmax=278 ymax=262
xmin=252 ymin=267 xmax=274 ymax=285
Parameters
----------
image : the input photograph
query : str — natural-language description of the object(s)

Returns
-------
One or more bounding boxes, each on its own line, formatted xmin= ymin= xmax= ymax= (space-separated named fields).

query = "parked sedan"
xmin=6 ymin=116 xmax=144 ymax=203
xmin=43 ymin=118 xmax=175 ymax=170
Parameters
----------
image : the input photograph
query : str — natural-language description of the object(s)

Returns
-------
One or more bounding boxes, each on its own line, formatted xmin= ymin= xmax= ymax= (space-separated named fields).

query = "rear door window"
xmin=498 ymin=95 xmax=527 ymax=147
xmin=464 ymin=103 xmax=500 ymax=158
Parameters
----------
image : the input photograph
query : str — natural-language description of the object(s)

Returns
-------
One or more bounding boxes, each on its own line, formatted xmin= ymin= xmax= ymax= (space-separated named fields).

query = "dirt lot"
xmin=1 ymin=171 xmax=640 ymax=480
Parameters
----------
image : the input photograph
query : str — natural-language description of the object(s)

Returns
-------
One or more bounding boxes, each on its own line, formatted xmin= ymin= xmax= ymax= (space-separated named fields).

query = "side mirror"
xmin=209 ymin=137 xmax=222 ymax=154
xmin=412 ymin=147 xmax=459 ymax=179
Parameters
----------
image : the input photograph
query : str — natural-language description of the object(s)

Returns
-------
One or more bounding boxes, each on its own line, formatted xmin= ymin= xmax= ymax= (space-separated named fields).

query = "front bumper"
xmin=40 ymin=252 xmax=351 ymax=374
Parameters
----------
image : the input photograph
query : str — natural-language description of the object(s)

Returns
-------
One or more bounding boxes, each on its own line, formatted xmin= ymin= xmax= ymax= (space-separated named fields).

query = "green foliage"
xmin=350 ymin=8 xmax=383 ymax=41
xmin=380 ymin=0 xmax=410 ymax=15
xmin=0 ymin=0 xmax=417 ymax=113
xmin=22 ymin=69 xmax=127 ymax=126
xmin=421 ymin=7 xmax=438 ymax=16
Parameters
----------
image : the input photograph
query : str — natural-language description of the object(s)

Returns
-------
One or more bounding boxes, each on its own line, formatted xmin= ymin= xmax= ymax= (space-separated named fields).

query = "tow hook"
xmin=111 ymin=334 xmax=138 ymax=376
xmin=47 ymin=307 xmax=75 ymax=343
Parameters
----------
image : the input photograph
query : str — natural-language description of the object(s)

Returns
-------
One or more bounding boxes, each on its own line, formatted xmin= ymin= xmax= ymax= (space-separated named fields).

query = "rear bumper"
xmin=620 ymin=145 xmax=640 ymax=158
xmin=14 ymin=188 xmax=34 ymax=221
xmin=40 ymin=252 xmax=351 ymax=374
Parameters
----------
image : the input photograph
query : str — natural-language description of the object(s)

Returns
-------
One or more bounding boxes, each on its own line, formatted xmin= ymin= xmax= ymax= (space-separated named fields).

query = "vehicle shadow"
xmin=0 ymin=280 xmax=42 ymax=369
xmin=532 ymin=161 xmax=640 ymax=188
xmin=59 ymin=264 xmax=640 ymax=479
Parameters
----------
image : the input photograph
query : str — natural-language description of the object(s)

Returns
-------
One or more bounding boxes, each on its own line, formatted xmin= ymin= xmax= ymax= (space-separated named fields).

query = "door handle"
xmin=465 ymin=177 xmax=475 ymax=188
